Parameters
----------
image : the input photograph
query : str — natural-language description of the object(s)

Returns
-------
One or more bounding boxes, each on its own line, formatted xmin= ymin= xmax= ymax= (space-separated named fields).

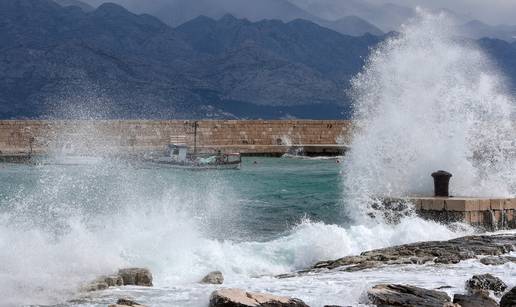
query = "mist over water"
xmin=343 ymin=10 xmax=516 ymax=219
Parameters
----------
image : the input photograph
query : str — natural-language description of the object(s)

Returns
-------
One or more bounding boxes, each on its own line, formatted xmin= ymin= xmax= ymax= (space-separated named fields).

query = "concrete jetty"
xmin=386 ymin=197 xmax=516 ymax=230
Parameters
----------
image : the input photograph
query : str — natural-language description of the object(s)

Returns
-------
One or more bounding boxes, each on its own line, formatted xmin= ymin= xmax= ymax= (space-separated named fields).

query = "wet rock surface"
xmin=82 ymin=268 xmax=153 ymax=292
xmin=209 ymin=288 xmax=309 ymax=307
xmin=309 ymin=234 xmax=515 ymax=272
xmin=480 ymin=256 xmax=516 ymax=265
xmin=500 ymin=287 xmax=516 ymax=307
xmin=367 ymin=284 xmax=452 ymax=307
xmin=453 ymin=292 xmax=498 ymax=307
xmin=466 ymin=274 xmax=507 ymax=294
xmin=201 ymin=271 xmax=224 ymax=284
xmin=108 ymin=298 xmax=147 ymax=307
xmin=118 ymin=268 xmax=153 ymax=287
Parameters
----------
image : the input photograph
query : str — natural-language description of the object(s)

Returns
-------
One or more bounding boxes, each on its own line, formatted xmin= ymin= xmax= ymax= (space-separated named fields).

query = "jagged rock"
xmin=209 ymin=288 xmax=309 ymax=307
xmin=108 ymin=298 xmax=146 ymax=307
xmin=80 ymin=274 xmax=123 ymax=291
xmin=466 ymin=274 xmax=507 ymax=294
xmin=82 ymin=280 xmax=109 ymax=292
xmin=309 ymin=234 xmax=516 ymax=272
xmin=201 ymin=271 xmax=224 ymax=284
xmin=480 ymin=256 xmax=516 ymax=265
xmin=103 ymin=275 xmax=124 ymax=287
xmin=453 ymin=293 xmax=498 ymax=307
xmin=82 ymin=268 xmax=153 ymax=292
xmin=118 ymin=268 xmax=153 ymax=287
xmin=367 ymin=284 xmax=451 ymax=307
xmin=500 ymin=287 xmax=516 ymax=307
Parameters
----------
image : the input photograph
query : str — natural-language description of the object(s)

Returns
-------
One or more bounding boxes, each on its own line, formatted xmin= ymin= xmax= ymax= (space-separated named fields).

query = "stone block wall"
xmin=0 ymin=120 xmax=352 ymax=155
xmin=403 ymin=197 xmax=516 ymax=230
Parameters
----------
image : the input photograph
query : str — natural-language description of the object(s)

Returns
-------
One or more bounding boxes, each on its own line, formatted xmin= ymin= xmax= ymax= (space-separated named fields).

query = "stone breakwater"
xmin=0 ymin=120 xmax=351 ymax=156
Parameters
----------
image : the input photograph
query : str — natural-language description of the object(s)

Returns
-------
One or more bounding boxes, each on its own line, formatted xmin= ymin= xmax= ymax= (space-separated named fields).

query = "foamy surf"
xmin=0 ymin=198 xmax=471 ymax=307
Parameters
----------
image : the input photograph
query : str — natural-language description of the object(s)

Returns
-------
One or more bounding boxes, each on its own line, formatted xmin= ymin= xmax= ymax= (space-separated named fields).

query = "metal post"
xmin=193 ymin=121 xmax=198 ymax=155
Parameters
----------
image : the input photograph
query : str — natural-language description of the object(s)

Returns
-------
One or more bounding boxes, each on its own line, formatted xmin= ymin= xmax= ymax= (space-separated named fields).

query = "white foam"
xmin=343 ymin=9 xmax=516 ymax=221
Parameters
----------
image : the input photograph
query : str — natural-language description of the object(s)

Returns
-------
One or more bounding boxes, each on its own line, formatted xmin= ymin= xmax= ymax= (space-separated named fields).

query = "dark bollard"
xmin=431 ymin=170 xmax=452 ymax=197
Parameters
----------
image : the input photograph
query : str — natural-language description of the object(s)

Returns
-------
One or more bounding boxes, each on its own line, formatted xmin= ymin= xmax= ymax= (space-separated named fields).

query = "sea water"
xmin=0 ymin=158 xmax=496 ymax=307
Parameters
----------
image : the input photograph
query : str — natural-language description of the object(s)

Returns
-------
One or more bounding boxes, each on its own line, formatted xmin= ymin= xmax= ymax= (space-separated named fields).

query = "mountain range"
xmin=1 ymin=0 xmax=515 ymax=119
xmin=79 ymin=0 xmax=516 ymax=43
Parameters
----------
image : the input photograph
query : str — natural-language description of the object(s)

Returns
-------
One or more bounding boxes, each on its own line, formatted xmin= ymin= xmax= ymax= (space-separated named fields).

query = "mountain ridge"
xmin=2 ymin=0 xmax=516 ymax=119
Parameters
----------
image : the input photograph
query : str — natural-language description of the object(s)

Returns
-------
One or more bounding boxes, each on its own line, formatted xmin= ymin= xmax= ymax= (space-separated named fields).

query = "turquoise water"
xmin=0 ymin=157 xmax=499 ymax=306
xmin=0 ymin=157 xmax=344 ymax=242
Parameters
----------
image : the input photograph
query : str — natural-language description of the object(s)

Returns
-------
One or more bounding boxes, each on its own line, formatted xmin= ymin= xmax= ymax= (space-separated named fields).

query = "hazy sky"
xmin=373 ymin=0 xmax=516 ymax=25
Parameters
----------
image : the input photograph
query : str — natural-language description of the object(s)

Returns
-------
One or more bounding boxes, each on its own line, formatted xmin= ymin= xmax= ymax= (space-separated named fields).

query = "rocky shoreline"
xmin=82 ymin=233 xmax=516 ymax=307
xmin=306 ymin=233 xmax=516 ymax=273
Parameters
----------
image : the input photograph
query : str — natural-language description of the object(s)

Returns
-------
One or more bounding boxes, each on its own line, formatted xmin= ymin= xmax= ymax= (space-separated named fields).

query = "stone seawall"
xmin=0 ymin=120 xmax=352 ymax=156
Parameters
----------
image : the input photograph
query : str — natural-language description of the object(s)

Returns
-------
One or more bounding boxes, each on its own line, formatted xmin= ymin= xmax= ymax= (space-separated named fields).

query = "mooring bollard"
xmin=431 ymin=170 xmax=452 ymax=197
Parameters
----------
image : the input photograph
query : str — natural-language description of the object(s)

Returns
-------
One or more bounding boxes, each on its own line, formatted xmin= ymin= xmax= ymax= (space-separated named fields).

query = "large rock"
xmin=209 ymin=288 xmax=309 ymax=307
xmin=500 ymin=286 xmax=516 ymax=307
xmin=466 ymin=274 xmax=507 ymax=294
xmin=118 ymin=268 xmax=153 ymax=287
xmin=309 ymin=234 xmax=516 ymax=272
xmin=367 ymin=284 xmax=451 ymax=307
xmin=480 ymin=256 xmax=516 ymax=265
xmin=82 ymin=268 xmax=152 ymax=292
xmin=453 ymin=293 xmax=498 ymax=307
xmin=201 ymin=271 xmax=224 ymax=284
xmin=108 ymin=298 xmax=147 ymax=307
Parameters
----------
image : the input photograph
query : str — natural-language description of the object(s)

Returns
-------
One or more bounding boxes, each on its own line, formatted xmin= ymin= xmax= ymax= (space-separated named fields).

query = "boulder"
xmin=500 ymin=286 xmax=516 ymax=307
xmin=453 ymin=293 xmax=498 ymax=307
xmin=209 ymin=288 xmax=309 ymax=307
xmin=82 ymin=280 xmax=109 ymax=292
xmin=104 ymin=275 xmax=124 ymax=287
xmin=108 ymin=298 xmax=146 ymax=307
xmin=82 ymin=268 xmax=153 ymax=292
xmin=480 ymin=256 xmax=516 ymax=266
xmin=118 ymin=268 xmax=153 ymax=287
xmin=367 ymin=284 xmax=451 ymax=307
xmin=201 ymin=271 xmax=224 ymax=284
xmin=466 ymin=274 xmax=507 ymax=294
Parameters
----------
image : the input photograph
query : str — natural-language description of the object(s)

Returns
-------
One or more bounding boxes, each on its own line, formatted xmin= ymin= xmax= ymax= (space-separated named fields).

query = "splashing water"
xmin=343 ymin=10 xmax=516 ymax=220
xmin=3 ymin=9 xmax=514 ymax=307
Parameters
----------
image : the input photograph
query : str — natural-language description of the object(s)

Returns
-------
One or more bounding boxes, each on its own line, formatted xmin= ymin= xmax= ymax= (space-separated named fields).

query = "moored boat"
xmin=144 ymin=144 xmax=241 ymax=170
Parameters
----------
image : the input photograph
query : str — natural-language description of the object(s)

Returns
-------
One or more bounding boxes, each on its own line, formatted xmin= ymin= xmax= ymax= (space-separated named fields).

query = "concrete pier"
xmin=388 ymin=197 xmax=516 ymax=230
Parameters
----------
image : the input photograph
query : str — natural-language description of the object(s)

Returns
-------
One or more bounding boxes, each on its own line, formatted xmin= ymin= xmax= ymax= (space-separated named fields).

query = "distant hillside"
xmin=81 ymin=0 xmax=383 ymax=37
xmin=458 ymin=20 xmax=516 ymax=43
xmin=53 ymin=0 xmax=93 ymax=11
xmin=83 ymin=0 xmax=319 ymax=26
xmin=288 ymin=0 xmax=413 ymax=31
xmin=321 ymin=16 xmax=383 ymax=37
xmin=1 ymin=0 xmax=515 ymax=120
xmin=0 ymin=0 xmax=383 ymax=119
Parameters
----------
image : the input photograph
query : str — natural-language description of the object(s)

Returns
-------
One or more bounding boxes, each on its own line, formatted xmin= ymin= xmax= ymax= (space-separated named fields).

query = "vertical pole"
xmin=193 ymin=121 xmax=198 ymax=155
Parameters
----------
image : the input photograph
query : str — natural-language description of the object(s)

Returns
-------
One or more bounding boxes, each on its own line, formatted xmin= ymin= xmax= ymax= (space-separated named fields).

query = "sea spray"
xmin=0 ymin=160 xmax=470 ymax=306
xmin=343 ymin=9 xmax=516 ymax=220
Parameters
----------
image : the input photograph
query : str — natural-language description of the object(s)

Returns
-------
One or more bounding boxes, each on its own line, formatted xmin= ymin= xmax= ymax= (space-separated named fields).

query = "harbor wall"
xmin=0 ymin=120 xmax=352 ymax=156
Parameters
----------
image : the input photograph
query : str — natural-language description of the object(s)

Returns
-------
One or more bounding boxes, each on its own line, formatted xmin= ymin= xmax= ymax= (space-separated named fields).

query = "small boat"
xmin=144 ymin=144 xmax=241 ymax=170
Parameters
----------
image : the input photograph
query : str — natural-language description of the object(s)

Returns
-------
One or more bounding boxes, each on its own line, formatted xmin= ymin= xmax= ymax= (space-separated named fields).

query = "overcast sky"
xmin=373 ymin=0 xmax=516 ymax=25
